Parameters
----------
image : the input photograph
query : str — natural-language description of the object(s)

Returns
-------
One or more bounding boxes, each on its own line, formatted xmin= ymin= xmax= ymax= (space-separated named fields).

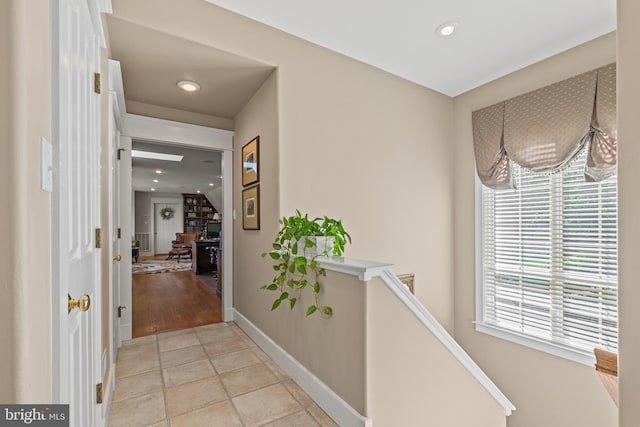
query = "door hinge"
xmin=117 ymin=148 xmax=126 ymax=160
xmin=96 ymin=383 xmax=103 ymax=404
xmin=117 ymin=228 xmax=121 ymax=239
xmin=95 ymin=228 xmax=101 ymax=249
xmin=117 ymin=306 xmax=126 ymax=318
xmin=94 ymin=73 xmax=101 ymax=94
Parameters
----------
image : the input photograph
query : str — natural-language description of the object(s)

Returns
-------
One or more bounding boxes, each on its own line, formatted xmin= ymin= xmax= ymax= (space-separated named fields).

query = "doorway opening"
xmin=131 ymin=140 xmax=225 ymax=337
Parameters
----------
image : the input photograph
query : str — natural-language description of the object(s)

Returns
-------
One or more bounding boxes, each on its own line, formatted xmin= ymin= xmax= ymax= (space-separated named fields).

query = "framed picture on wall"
xmin=242 ymin=136 xmax=259 ymax=187
xmin=242 ymin=185 xmax=260 ymax=230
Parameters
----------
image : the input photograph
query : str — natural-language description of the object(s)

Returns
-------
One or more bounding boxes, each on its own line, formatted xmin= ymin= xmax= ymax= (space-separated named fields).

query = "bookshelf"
xmin=183 ymin=193 xmax=217 ymax=233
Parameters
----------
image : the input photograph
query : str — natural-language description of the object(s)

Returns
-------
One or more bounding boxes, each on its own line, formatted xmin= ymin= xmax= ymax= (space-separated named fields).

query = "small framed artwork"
xmin=242 ymin=185 xmax=260 ymax=230
xmin=242 ymin=136 xmax=259 ymax=187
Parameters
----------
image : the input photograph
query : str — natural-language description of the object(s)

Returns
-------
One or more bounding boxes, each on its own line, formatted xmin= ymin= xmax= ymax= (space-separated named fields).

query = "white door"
xmin=154 ymin=203 xmax=182 ymax=254
xmin=53 ymin=0 xmax=102 ymax=426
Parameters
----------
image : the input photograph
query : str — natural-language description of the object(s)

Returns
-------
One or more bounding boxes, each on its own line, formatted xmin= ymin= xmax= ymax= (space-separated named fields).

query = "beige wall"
xmin=112 ymin=0 xmax=456 ymax=333
xmin=452 ymin=33 xmax=618 ymax=427
xmin=367 ymin=277 xmax=506 ymax=426
xmin=617 ymin=0 xmax=640 ymax=425
xmin=0 ymin=0 xmax=52 ymax=402
xmin=233 ymin=70 xmax=369 ymax=412
xmin=126 ymin=100 xmax=234 ymax=130
xmin=0 ymin=0 xmax=16 ymax=402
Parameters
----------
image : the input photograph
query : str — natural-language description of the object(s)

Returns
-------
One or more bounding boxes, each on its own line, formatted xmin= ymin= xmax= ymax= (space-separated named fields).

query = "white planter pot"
xmin=296 ymin=236 xmax=335 ymax=257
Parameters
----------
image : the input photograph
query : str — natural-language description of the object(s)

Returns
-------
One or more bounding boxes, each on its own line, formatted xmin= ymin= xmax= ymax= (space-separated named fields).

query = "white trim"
xmin=221 ymin=150 xmax=234 ymax=322
xmin=118 ymin=324 xmax=131 ymax=342
xmin=122 ymin=113 xmax=233 ymax=151
xmin=233 ymin=310 xmax=372 ymax=427
xmin=108 ymin=60 xmax=126 ymax=128
xmin=474 ymin=175 xmax=485 ymax=329
xmin=379 ymin=270 xmax=516 ymax=416
xmin=101 ymin=362 xmax=115 ymax=426
xmin=119 ymin=114 xmax=234 ymax=330
xmin=475 ymin=322 xmax=596 ymax=366
xmin=86 ymin=0 xmax=111 ymax=48
xmin=314 ymin=256 xmax=393 ymax=281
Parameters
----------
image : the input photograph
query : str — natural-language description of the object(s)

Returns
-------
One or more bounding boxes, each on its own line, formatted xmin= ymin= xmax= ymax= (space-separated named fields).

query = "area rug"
xmin=132 ymin=260 xmax=192 ymax=275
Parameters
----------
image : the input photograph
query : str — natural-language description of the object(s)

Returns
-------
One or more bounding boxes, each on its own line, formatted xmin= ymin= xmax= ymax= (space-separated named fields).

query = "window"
xmin=477 ymin=153 xmax=618 ymax=363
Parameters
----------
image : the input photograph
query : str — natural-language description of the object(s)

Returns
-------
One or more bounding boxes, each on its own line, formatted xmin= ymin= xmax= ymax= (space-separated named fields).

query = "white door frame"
xmin=108 ymin=59 xmax=132 ymax=348
xmin=114 ymin=109 xmax=235 ymax=323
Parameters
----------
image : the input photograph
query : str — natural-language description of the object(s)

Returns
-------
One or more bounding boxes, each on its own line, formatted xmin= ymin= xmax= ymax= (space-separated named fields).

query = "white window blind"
xmin=479 ymin=153 xmax=618 ymax=355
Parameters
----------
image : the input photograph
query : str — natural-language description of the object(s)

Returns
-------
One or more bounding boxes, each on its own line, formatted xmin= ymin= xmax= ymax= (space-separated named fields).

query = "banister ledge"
xmin=314 ymin=256 xmax=394 ymax=281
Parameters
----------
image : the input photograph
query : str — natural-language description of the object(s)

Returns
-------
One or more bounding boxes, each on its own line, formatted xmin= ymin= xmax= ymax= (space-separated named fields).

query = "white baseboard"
xmin=232 ymin=309 xmax=372 ymax=427
xmin=224 ymin=307 xmax=235 ymax=322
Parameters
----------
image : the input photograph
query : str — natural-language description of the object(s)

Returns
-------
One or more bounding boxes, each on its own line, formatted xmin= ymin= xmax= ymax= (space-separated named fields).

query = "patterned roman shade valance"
xmin=472 ymin=63 xmax=616 ymax=189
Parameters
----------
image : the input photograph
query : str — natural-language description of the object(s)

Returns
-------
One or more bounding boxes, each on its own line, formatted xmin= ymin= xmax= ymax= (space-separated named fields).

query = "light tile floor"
xmin=108 ymin=322 xmax=338 ymax=427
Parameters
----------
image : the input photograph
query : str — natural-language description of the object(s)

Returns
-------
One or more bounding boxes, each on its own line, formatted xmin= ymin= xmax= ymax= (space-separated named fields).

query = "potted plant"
xmin=261 ymin=210 xmax=351 ymax=317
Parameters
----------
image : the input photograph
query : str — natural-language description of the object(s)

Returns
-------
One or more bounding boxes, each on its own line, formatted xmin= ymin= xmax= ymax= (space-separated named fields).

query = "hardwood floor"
xmin=132 ymin=270 xmax=222 ymax=338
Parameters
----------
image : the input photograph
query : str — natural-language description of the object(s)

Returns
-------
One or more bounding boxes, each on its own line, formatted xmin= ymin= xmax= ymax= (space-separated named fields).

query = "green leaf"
xmin=273 ymin=265 xmax=281 ymax=271
xmin=289 ymin=298 xmax=297 ymax=309
xmin=272 ymin=243 xmax=282 ymax=250
xmin=305 ymin=238 xmax=315 ymax=248
xmin=313 ymin=282 xmax=320 ymax=293
xmin=292 ymin=242 xmax=298 ymax=255
xmin=297 ymin=264 xmax=307 ymax=275
xmin=266 ymin=284 xmax=278 ymax=291
xmin=289 ymin=263 xmax=296 ymax=274
xmin=322 ymin=306 xmax=333 ymax=317
xmin=298 ymin=279 xmax=308 ymax=289
xmin=271 ymin=299 xmax=282 ymax=311
xmin=294 ymin=256 xmax=307 ymax=265
xmin=306 ymin=305 xmax=318 ymax=316
xmin=279 ymin=292 xmax=289 ymax=301
xmin=261 ymin=252 xmax=267 ymax=258
xmin=269 ymin=252 xmax=281 ymax=260
xmin=310 ymin=260 xmax=317 ymax=269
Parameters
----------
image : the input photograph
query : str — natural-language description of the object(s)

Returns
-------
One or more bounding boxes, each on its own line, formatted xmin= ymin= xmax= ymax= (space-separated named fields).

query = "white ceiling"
xmin=115 ymin=0 xmax=616 ymax=196
xmin=204 ymin=0 xmax=616 ymax=96
xmin=132 ymin=141 xmax=222 ymax=195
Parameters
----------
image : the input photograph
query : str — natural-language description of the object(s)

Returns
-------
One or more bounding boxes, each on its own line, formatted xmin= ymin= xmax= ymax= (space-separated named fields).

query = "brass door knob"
xmin=68 ymin=294 xmax=91 ymax=313
xmin=113 ymin=255 xmax=122 ymax=261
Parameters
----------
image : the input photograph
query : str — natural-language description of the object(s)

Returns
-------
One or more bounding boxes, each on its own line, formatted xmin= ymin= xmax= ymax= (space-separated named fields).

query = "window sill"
xmin=474 ymin=322 xmax=596 ymax=367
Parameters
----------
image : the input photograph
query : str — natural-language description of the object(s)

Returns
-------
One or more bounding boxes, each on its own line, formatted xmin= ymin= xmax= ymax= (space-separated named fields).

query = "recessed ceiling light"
xmin=196 ymin=190 xmax=201 ymax=193
xmin=177 ymin=80 xmax=201 ymax=92
xmin=153 ymin=179 xmax=159 ymax=183
xmin=150 ymin=188 xmax=156 ymax=191
xmin=209 ymin=183 xmax=214 ymax=186
xmin=436 ymin=22 xmax=458 ymax=37
xmin=132 ymin=150 xmax=183 ymax=162
xmin=155 ymin=170 xmax=163 ymax=174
